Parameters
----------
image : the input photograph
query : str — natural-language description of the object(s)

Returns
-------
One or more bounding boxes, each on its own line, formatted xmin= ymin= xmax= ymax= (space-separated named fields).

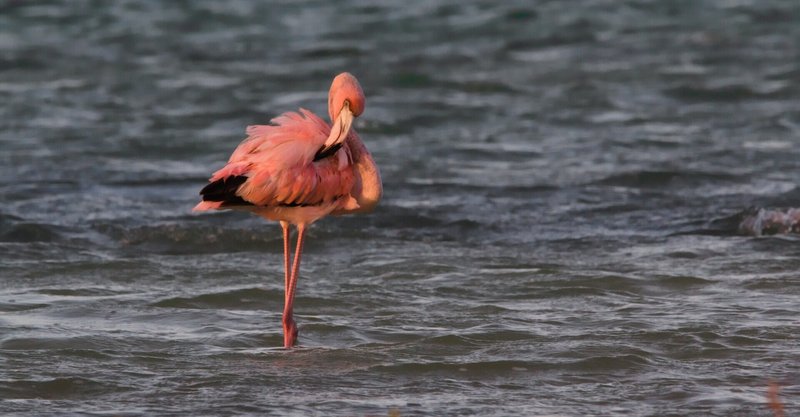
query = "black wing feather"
xmin=199 ymin=175 xmax=253 ymax=206
xmin=313 ymin=143 xmax=342 ymax=162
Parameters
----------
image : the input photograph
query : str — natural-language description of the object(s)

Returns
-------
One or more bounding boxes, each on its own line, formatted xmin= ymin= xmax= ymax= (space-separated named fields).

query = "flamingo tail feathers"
xmin=195 ymin=175 xmax=253 ymax=210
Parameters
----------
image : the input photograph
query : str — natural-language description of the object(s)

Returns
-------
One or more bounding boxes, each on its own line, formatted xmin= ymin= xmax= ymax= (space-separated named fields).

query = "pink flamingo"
xmin=193 ymin=73 xmax=382 ymax=348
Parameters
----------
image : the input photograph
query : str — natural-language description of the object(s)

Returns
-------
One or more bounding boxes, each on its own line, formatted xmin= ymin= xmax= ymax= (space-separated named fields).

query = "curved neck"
xmin=346 ymin=132 xmax=382 ymax=213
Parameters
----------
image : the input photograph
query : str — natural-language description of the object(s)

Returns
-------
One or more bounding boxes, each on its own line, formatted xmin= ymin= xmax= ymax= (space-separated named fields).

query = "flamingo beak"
xmin=321 ymin=102 xmax=354 ymax=152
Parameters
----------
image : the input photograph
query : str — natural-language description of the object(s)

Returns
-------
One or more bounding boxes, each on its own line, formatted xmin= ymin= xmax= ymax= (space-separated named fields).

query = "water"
xmin=1 ymin=1 xmax=799 ymax=415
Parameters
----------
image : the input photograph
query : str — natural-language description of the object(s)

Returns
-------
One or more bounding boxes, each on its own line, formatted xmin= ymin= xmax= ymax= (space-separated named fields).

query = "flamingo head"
xmin=321 ymin=73 xmax=365 ymax=154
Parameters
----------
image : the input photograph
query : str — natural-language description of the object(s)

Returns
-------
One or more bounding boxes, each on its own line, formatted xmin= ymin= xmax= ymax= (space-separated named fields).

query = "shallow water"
xmin=1 ymin=1 xmax=799 ymax=416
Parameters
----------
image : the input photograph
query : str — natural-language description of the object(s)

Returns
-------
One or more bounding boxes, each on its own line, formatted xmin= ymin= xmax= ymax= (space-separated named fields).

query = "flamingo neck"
xmin=346 ymin=132 xmax=382 ymax=213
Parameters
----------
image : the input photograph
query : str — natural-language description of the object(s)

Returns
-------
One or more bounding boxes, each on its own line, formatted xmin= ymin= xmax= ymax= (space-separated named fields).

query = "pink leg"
xmin=280 ymin=221 xmax=290 ymax=297
xmin=283 ymin=224 xmax=306 ymax=348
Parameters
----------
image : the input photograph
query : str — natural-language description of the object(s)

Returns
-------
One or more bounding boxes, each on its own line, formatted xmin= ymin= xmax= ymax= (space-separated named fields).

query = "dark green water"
xmin=1 ymin=1 xmax=799 ymax=416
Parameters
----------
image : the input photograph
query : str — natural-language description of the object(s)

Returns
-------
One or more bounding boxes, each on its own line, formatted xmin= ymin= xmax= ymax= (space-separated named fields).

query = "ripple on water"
xmin=1 ymin=335 xmax=126 ymax=352
xmin=651 ymin=275 xmax=717 ymax=289
xmin=151 ymin=287 xmax=279 ymax=310
xmin=0 ymin=302 xmax=49 ymax=312
xmin=92 ymin=221 xmax=281 ymax=254
xmin=368 ymin=360 xmax=552 ymax=377
xmin=0 ymin=377 xmax=129 ymax=400
xmin=0 ymin=222 xmax=62 ymax=243
xmin=665 ymin=81 xmax=791 ymax=102
xmin=592 ymin=170 xmax=739 ymax=189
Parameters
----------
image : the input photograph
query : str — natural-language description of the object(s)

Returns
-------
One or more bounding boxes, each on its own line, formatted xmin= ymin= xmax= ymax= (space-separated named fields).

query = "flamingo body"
xmin=194 ymin=109 xmax=357 ymax=224
xmin=194 ymin=73 xmax=381 ymax=348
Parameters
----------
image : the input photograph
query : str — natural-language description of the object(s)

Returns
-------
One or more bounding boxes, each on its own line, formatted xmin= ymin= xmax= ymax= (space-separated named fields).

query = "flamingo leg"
xmin=280 ymin=221 xmax=291 ymax=297
xmin=282 ymin=224 xmax=306 ymax=348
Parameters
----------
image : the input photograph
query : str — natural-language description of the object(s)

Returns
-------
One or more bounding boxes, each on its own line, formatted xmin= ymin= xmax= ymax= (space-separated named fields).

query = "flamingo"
xmin=193 ymin=73 xmax=382 ymax=348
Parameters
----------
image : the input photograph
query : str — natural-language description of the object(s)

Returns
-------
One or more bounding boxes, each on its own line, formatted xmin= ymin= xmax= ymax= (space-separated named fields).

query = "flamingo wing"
xmin=197 ymin=109 xmax=354 ymax=209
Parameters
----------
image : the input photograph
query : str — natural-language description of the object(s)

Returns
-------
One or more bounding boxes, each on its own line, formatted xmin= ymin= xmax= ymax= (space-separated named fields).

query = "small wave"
xmin=522 ymin=286 xmax=618 ymax=299
xmin=421 ymin=334 xmax=481 ymax=347
xmin=737 ymin=6 xmax=797 ymax=23
xmin=0 ymin=222 xmax=61 ymax=243
xmin=536 ymin=274 xmax=644 ymax=294
xmin=0 ymin=302 xmax=49 ymax=312
xmin=455 ymin=328 xmax=538 ymax=344
xmin=390 ymin=72 xmax=435 ymax=88
xmin=151 ymin=287 xmax=278 ymax=309
xmin=442 ymin=79 xmax=517 ymax=94
xmin=560 ymin=353 xmax=652 ymax=372
xmin=665 ymin=250 xmax=701 ymax=259
xmin=1 ymin=336 xmax=120 ymax=352
xmin=592 ymin=170 xmax=737 ymax=188
xmin=93 ymin=221 xmax=281 ymax=254
xmin=504 ymin=27 xmax=595 ymax=51
xmin=35 ymin=287 xmax=129 ymax=297
xmin=665 ymin=81 xmax=789 ymax=101
xmin=0 ymin=377 xmax=126 ymax=400
xmin=504 ymin=8 xmax=538 ymax=22
xmin=369 ymin=359 xmax=551 ymax=376
xmin=653 ymin=275 xmax=716 ymax=289
xmin=370 ymin=206 xmax=443 ymax=229
xmin=299 ymin=45 xmax=364 ymax=59
xmin=742 ymin=277 xmax=800 ymax=291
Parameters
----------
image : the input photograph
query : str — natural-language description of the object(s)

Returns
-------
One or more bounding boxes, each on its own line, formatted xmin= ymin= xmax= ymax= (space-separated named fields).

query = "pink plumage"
xmin=195 ymin=108 xmax=354 ymax=213
xmin=194 ymin=73 xmax=382 ymax=348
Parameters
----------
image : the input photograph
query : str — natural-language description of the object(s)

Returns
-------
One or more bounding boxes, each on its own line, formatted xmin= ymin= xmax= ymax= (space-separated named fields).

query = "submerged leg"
xmin=283 ymin=224 xmax=306 ymax=348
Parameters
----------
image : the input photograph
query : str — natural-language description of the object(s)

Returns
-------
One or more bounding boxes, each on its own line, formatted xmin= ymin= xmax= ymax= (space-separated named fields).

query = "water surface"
xmin=1 ymin=1 xmax=799 ymax=416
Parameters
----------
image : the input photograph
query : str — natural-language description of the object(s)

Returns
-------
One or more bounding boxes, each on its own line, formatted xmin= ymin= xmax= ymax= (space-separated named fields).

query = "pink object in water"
xmin=194 ymin=73 xmax=382 ymax=348
xmin=738 ymin=208 xmax=800 ymax=236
